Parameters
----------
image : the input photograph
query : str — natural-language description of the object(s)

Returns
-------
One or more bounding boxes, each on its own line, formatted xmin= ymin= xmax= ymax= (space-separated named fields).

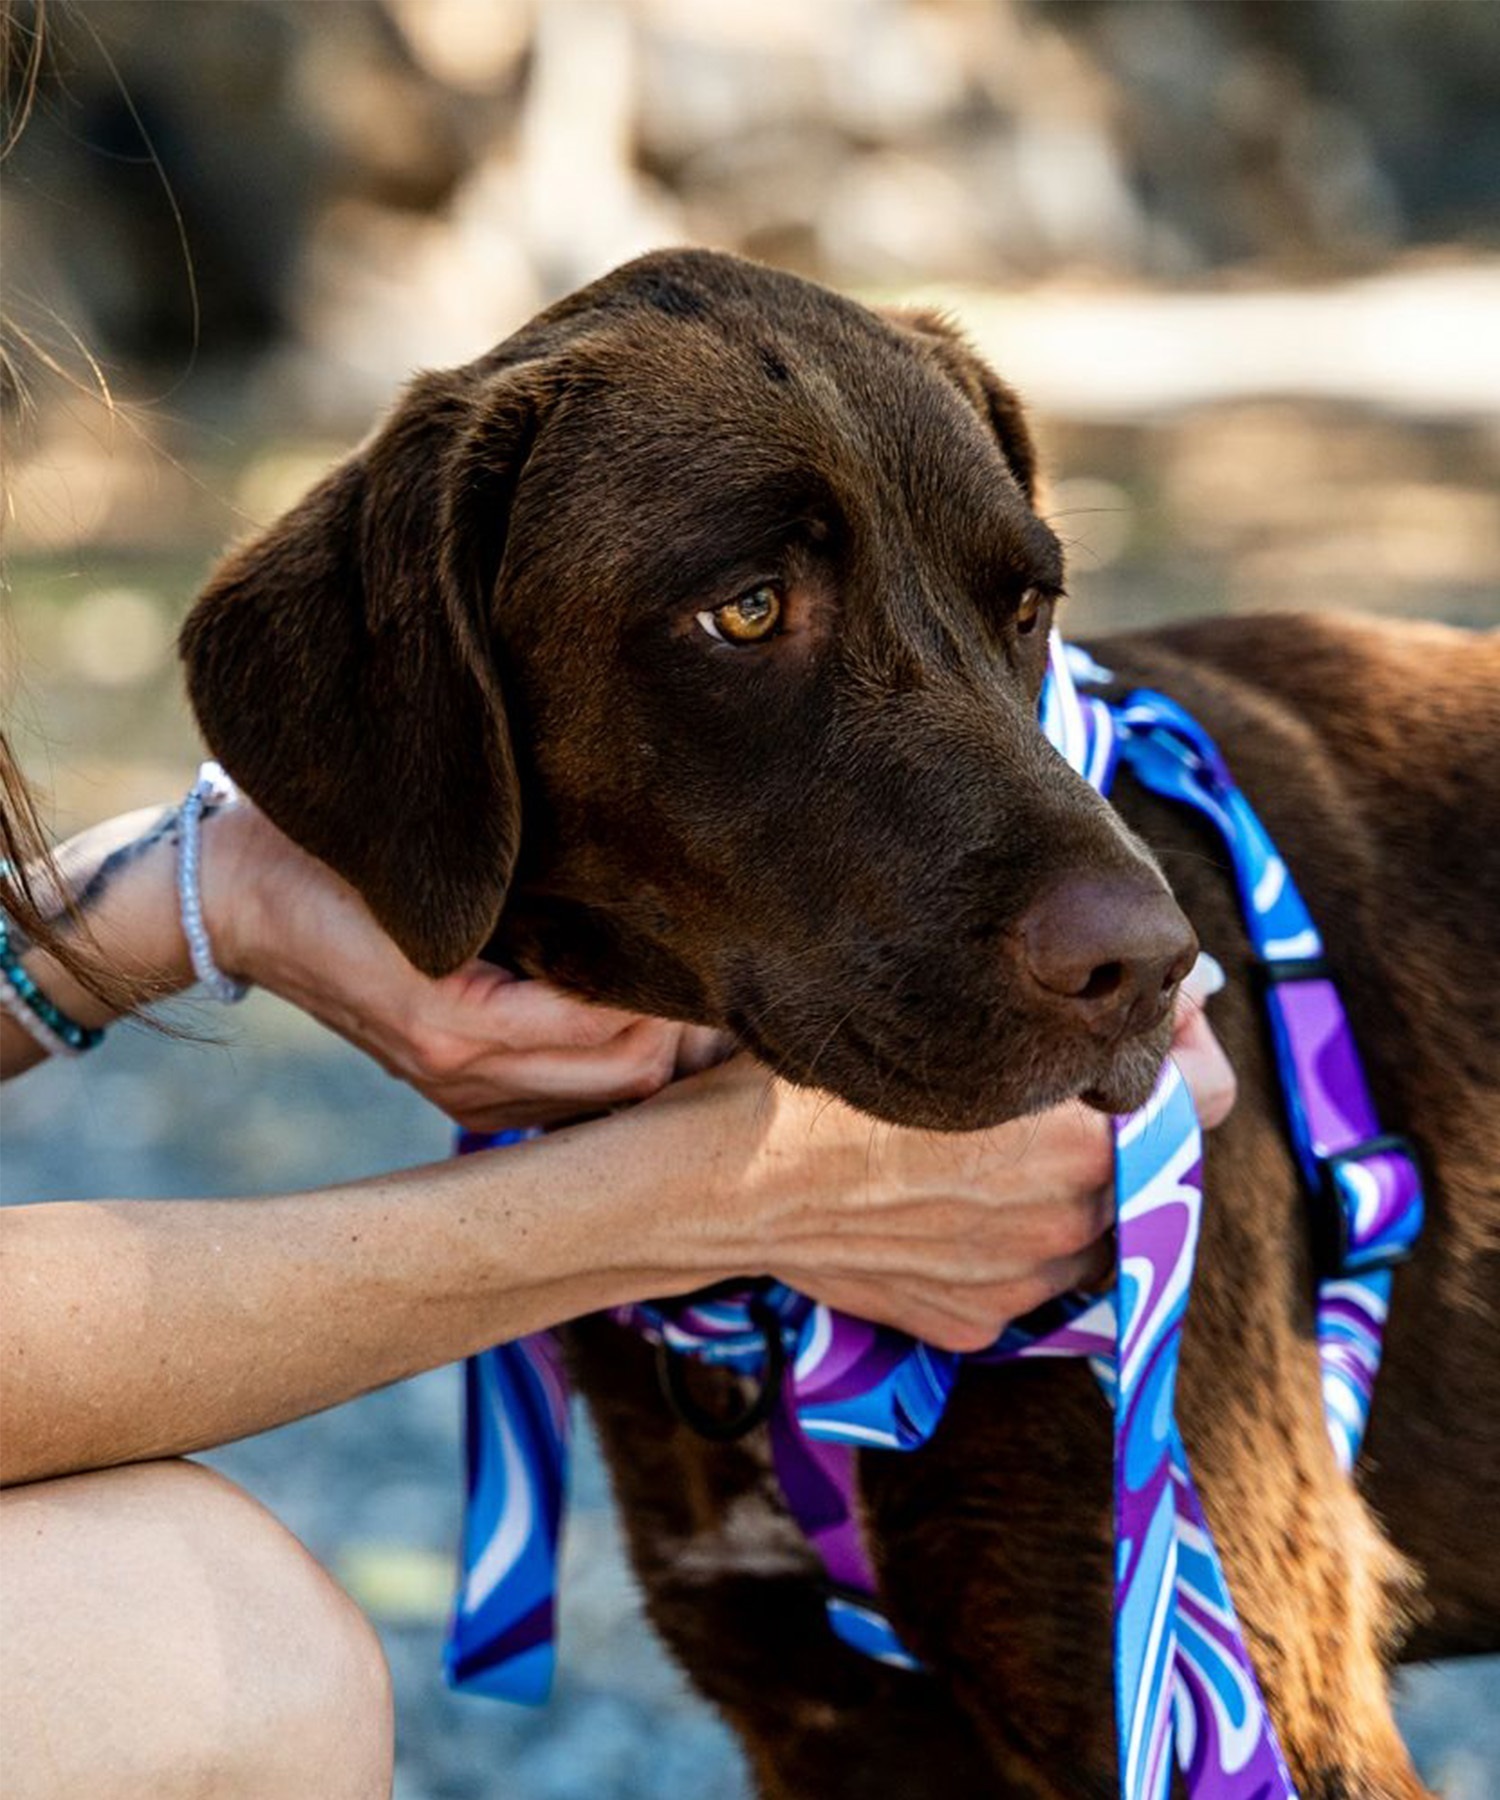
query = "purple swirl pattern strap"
xmin=625 ymin=1282 xmax=804 ymax=1367
xmin=444 ymin=1129 xmax=571 ymax=1704
xmin=1110 ymin=1075 xmax=1200 ymax=1800
xmin=777 ymin=1306 xmax=955 ymax=1665
xmin=1262 ymin=974 xmax=1423 ymax=1271
xmin=1110 ymin=1072 xmax=1295 ymax=1800
xmin=1316 ymin=1273 xmax=1393 ymax=1474
xmin=768 ymin=1412 xmax=922 ymax=1669
xmin=1049 ymin=650 xmax=1292 ymax=1796
xmin=1170 ymin=1459 xmax=1298 ymax=1797
xmin=784 ymin=1305 xmax=957 ymax=1450
xmin=1110 ymin=686 xmax=1424 ymax=1474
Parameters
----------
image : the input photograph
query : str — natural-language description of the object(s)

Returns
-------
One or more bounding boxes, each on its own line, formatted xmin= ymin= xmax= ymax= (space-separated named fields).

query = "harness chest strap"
xmin=444 ymin=636 xmax=1424 ymax=1800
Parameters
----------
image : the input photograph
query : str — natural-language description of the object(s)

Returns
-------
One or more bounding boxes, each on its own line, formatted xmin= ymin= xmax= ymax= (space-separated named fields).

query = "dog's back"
xmin=1115 ymin=613 xmax=1500 ymax=1658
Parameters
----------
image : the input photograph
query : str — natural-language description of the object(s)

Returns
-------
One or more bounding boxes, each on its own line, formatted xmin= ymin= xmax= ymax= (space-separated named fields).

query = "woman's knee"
xmin=0 ymin=1458 xmax=393 ymax=1799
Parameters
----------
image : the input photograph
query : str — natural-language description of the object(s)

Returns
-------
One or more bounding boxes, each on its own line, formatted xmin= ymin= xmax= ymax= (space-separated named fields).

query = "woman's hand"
xmin=205 ymin=799 xmax=722 ymax=1130
xmin=208 ymin=794 xmax=1237 ymax=1344
xmin=0 ymin=792 xmax=722 ymax=1113
xmin=647 ymin=957 xmax=1236 ymax=1353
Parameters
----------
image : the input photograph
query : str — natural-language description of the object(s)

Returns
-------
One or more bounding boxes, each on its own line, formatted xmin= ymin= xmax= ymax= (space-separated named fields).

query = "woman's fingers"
xmin=1170 ymin=954 xmax=1237 ymax=1130
xmin=429 ymin=970 xmax=657 ymax=1052
xmin=400 ymin=976 xmax=739 ymax=1126
xmin=379 ymin=977 xmax=685 ymax=1121
xmin=674 ymin=1023 xmax=735 ymax=1077
xmin=778 ymin=1241 xmax=1111 ymax=1353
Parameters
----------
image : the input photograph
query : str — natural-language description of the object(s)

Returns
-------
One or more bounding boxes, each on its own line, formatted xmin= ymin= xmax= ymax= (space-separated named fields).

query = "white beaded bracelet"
xmin=177 ymin=761 xmax=249 ymax=1004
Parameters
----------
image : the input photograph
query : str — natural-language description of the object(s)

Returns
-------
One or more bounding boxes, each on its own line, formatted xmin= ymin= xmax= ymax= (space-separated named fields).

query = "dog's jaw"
xmin=718 ymin=975 xmax=1180 ymax=1132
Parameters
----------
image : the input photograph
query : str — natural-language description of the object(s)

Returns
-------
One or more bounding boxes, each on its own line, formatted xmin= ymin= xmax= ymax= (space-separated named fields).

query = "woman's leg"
xmin=0 ymin=1459 xmax=393 ymax=1799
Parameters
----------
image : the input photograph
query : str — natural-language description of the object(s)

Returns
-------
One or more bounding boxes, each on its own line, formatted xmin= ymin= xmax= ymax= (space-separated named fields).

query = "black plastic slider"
xmin=1258 ymin=954 xmax=1334 ymax=985
xmin=1312 ymin=1133 xmax=1424 ymax=1279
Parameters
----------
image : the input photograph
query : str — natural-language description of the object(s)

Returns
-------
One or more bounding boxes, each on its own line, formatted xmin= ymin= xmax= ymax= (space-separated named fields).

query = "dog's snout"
xmin=1018 ymin=875 xmax=1198 ymax=1039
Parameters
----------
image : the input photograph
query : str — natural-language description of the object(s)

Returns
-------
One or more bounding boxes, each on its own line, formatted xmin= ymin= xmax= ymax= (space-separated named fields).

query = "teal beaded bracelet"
xmin=0 ymin=906 xmax=105 ymax=1056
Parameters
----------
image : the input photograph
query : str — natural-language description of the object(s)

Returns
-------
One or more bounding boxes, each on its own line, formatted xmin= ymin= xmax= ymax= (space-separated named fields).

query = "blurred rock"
xmin=58 ymin=586 xmax=171 ymax=688
xmin=387 ymin=0 xmax=533 ymax=96
xmin=1051 ymin=0 xmax=1499 ymax=274
xmin=511 ymin=0 xmax=683 ymax=297
xmin=8 ymin=0 xmax=1499 ymax=430
xmin=819 ymin=149 xmax=998 ymax=284
xmin=338 ymin=1542 xmax=457 ymax=1624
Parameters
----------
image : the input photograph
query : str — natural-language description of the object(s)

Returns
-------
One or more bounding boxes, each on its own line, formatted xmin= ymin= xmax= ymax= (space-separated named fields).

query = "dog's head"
xmin=182 ymin=249 xmax=1193 ymax=1128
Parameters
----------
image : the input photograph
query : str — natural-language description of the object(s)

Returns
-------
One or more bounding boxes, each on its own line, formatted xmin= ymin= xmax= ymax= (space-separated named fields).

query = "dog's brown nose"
xmin=1019 ymin=874 xmax=1197 ymax=1039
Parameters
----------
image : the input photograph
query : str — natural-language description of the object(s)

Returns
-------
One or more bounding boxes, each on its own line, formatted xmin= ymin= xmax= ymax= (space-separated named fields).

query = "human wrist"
xmin=39 ymin=780 xmax=265 ymax=1021
xmin=0 ymin=914 xmax=107 ymax=1056
xmin=13 ymin=808 xmax=193 ymax=1031
xmin=168 ymin=766 xmax=248 ymax=1003
xmin=524 ymin=1085 xmax=754 ymax=1303
xmin=593 ymin=1061 xmax=798 ymax=1286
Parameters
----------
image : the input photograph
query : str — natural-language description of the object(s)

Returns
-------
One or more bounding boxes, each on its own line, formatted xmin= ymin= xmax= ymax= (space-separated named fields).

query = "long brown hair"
xmin=2 ymin=4 xmax=150 ymax=1018
xmin=1 ymin=0 xmax=45 ymax=164
xmin=0 ymin=732 xmax=150 ymax=1014
xmin=0 ymin=733 xmax=59 ymax=936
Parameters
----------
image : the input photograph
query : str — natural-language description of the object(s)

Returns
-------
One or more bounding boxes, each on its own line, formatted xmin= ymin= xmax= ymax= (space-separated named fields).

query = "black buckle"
xmin=1258 ymin=954 xmax=1334 ymax=986
xmin=655 ymin=1293 xmax=786 ymax=1443
xmin=1313 ymin=1133 xmax=1424 ymax=1279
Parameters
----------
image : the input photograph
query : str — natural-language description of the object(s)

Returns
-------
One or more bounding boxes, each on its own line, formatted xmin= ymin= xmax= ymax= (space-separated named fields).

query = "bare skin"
xmin=0 ymin=1463 xmax=395 ymax=1800
xmin=0 ymin=793 xmax=1233 ymax=1796
xmin=1 ymin=1052 xmax=1159 ymax=1488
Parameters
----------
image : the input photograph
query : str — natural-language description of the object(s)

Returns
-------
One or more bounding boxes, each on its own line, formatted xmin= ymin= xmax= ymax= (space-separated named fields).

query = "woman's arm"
xmin=1 ymin=795 xmax=716 ymax=1120
xmin=0 ymin=805 xmax=186 ymax=1077
xmin=0 ymin=1071 xmax=738 ymax=1487
xmin=0 ymin=997 xmax=1233 ymax=1489
xmin=0 ymin=1052 xmax=1078 ymax=1485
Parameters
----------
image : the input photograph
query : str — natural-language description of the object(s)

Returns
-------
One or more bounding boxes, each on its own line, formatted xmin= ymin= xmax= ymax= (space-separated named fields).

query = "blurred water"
xmin=3 ymin=1000 xmax=1495 ymax=1798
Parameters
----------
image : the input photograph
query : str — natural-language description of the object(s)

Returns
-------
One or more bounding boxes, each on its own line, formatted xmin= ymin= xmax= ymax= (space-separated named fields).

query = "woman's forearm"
xmin=0 ymin=1088 xmax=747 ymax=1487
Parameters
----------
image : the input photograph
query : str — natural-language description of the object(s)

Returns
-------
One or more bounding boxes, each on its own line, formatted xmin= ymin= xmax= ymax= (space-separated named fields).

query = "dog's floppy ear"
xmin=885 ymin=307 xmax=1039 ymax=503
xmin=180 ymin=364 xmax=544 ymax=976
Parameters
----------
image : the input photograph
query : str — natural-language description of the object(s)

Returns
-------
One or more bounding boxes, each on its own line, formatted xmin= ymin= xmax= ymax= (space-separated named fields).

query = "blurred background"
xmin=2 ymin=2 xmax=1497 ymax=1796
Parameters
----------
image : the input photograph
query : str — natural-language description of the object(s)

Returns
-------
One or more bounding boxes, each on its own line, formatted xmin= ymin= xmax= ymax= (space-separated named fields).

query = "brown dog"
xmin=181 ymin=249 xmax=1499 ymax=1799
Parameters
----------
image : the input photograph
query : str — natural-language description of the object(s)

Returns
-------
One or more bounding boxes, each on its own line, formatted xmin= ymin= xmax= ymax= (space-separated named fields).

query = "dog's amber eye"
xmin=1015 ymin=587 xmax=1047 ymax=636
xmin=699 ymin=585 xmax=784 ymax=645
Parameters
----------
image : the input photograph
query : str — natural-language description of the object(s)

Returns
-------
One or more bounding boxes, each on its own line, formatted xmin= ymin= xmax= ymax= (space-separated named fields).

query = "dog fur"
xmin=181 ymin=249 xmax=1500 ymax=1798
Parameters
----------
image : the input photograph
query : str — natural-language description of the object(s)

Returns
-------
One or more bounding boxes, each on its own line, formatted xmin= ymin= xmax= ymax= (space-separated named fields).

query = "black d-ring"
xmin=655 ymin=1294 xmax=787 ymax=1443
